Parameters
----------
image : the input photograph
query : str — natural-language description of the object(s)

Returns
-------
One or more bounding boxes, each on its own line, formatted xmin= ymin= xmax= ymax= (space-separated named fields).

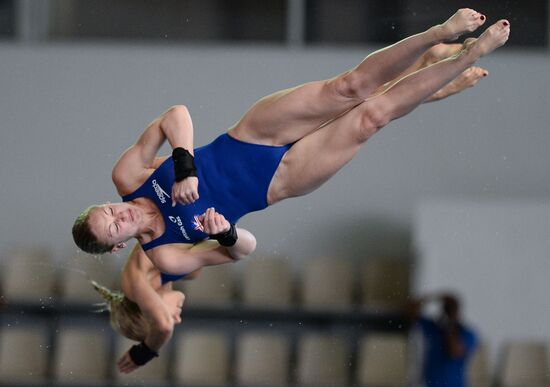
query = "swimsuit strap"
xmin=141 ymin=232 xmax=175 ymax=251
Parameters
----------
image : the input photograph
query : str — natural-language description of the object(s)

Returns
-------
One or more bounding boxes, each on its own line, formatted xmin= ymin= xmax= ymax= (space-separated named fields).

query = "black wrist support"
xmin=172 ymin=147 xmax=197 ymax=182
xmin=211 ymin=223 xmax=238 ymax=247
xmin=129 ymin=342 xmax=158 ymax=366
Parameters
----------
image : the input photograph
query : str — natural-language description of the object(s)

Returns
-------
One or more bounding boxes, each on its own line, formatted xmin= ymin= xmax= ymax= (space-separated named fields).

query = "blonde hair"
xmin=92 ymin=281 xmax=148 ymax=342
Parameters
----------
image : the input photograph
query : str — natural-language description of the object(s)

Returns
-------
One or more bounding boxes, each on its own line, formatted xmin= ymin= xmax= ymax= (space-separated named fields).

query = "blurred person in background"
xmin=408 ymin=292 xmax=478 ymax=387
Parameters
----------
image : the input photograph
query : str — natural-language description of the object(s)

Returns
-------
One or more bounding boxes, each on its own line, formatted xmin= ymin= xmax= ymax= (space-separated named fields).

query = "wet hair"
xmin=92 ymin=280 xmax=148 ymax=342
xmin=72 ymin=205 xmax=114 ymax=254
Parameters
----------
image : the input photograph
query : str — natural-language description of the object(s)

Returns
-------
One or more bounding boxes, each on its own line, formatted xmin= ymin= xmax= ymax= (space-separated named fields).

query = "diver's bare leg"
xmin=267 ymin=20 xmax=510 ymax=203
xmin=372 ymin=42 xmax=466 ymax=95
xmin=230 ymin=9 xmax=486 ymax=146
xmin=371 ymin=40 xmax=489 ymax=99
xmin=367 ymin=21 xmax=509 ymax=122
xmin=345 ymin=8 xmax=485 ymax=99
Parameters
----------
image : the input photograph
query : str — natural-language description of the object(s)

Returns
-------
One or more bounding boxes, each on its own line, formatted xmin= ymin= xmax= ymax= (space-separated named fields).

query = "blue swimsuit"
xmin=122 ymin=133 xmax=291 ymax=283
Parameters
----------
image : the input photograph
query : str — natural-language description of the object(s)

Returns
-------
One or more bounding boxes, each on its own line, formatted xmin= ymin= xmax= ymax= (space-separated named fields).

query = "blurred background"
xmin=0 ymin=0 xmax=549 ymax=386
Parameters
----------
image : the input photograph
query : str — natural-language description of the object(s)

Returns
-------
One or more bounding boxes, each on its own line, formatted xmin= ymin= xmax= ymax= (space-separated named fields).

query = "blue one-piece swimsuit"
xmin=121 ymin=133 xmax=292 ymax=284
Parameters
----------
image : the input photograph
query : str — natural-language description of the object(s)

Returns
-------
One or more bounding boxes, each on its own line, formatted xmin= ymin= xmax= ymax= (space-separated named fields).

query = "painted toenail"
xmin=503 ymin=21 xmax=509 ymax=26
xmin=480 ymin=15 xmax=485 ymax=21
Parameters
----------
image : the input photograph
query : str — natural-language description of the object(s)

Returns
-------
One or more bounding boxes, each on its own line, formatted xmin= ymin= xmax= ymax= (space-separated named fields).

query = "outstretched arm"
xmin=111 ymin=105 xmax=199 ymax=205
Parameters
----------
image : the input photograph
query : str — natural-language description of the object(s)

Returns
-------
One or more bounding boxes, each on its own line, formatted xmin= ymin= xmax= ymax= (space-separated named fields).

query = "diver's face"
xmin=159 ymin=289 xmax=185 ymax=325
xmin=88 ymin=203 xmax=141 ymax=249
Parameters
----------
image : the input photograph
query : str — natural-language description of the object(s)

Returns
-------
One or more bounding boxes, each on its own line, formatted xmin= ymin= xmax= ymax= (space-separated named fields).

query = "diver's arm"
xmin=118 ymin=246 xmax=177 ymax=373
xmin=151 ymin=227 xmax=257 ymax=276
xmin=197 ymin=207 xmax=257 ymax=260
xmin=121 ymin=247 xmax=177 ymax=351
xmin=192 ymin=227 xmax=257 ymax=262
xmin=111 ymin=105 xmax=195 ymax=196
xmin=116 ymin=285 xmax=175 ymax=374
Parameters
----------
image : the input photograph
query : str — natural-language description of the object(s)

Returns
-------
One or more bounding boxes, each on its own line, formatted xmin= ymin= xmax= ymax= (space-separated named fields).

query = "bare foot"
xmin=448 ymin=66 xmax=487 ymax=93
xmin=466 ymin=20 xmax=510 ymax=58
xmin=428 ymin=66 xmax=488 ymax=102
xmin=437 ymin=8 xmax=486 ymax=41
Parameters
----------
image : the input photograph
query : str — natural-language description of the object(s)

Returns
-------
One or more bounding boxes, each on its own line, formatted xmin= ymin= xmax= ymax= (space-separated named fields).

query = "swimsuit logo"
xmin=168 ymin=214 xmax=190 ymax=241
xmin=152 ymin=179 xmax=170 ymax=204
xmin=193 ymin=215 xmax=204 ymax=232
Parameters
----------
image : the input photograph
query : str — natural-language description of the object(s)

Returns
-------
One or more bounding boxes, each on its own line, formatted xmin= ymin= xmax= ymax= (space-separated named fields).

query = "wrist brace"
xmin=211 ymin=223 xmax=238 ymax=247
xmin=172 ymin=147 xmax=197 ymax=182
xmin=129 ymin=342 xmax=159 ymax=366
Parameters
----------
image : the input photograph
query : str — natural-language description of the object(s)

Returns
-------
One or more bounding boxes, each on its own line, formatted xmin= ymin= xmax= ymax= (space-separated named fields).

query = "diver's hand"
xmin=197 ymin=207 xmax=230 ymax=235
xmin=171 ymin=176 xmax=199 ymax=206
xmin=117 ymin=350 xmax=141 ymax=374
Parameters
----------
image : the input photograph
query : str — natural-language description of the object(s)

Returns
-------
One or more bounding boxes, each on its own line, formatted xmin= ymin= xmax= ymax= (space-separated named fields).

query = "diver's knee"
xmin=350 ymin=106 xmax=387 ymax=143
xmin=331 ymin=71 xmax=364 ymax=100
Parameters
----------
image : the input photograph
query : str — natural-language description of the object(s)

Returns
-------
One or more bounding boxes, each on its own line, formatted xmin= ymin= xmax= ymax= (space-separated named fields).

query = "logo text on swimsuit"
xmin=152 ymin=179 xmax=170 ymax=204
xmin=168 ymin=214 xmax=190 ymax=241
